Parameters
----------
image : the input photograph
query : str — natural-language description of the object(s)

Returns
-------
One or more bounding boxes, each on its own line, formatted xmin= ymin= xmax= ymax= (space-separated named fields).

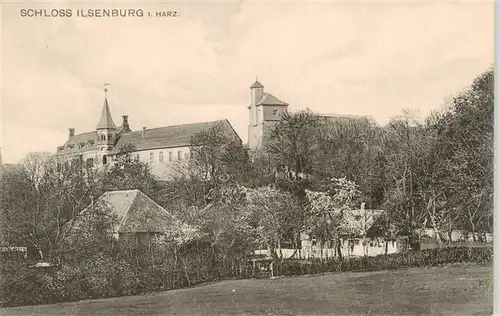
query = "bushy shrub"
xmin=0 ymin=253 xmax=141 ymax=307
xmin=0 ymin=246 xmax=491 ymax=308
xmin=278 ymin=246 xmax=492 ymax=276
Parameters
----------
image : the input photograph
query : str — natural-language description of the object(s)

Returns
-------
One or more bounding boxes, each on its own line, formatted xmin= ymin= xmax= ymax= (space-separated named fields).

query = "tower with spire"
xmin=96 ymin=85 xmax=117 ymax=164
xmin=247 ymin=78 xmax=289 ymax=149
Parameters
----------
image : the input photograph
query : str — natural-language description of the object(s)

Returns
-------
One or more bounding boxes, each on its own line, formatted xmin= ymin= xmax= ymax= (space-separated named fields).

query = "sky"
xmin=0 ymin=0 xmax=494 ymax=163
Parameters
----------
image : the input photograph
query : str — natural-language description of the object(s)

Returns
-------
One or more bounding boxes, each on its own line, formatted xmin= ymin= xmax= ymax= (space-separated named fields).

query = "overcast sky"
xmin=0 ymin=1 xmax=494 ymax=163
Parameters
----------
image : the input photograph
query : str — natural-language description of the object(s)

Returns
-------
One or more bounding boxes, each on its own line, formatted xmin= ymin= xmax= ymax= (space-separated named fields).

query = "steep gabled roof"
xmin=88 ymin=189 xmax=179 ymax=233
xmin=112 ymin=119 xmax=241 ymax=153
xmin=96 ymin=98 xmax=116 ymax=130
xmin=256 ymin=93 xmax=288 ymax=106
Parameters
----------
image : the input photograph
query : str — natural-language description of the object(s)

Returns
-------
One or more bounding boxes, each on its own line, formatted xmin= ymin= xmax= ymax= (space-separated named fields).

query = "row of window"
xmin=149 ymin=151 xmax=189 ymax=163
xmin=99 ymin=134 xmax=114 ymax=142
xmin=61 ymin=150 xmax=188 ymax=169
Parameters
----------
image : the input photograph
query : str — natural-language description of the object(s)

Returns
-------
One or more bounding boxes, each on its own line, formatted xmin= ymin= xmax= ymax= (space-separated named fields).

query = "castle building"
xmin=247 ymin=80 xmax=289 ymax=149
xmin=55 ymin=88 xmax=241 ymax=179
xmin=55 ymin=79 xmax=370 ymax=178
xmin=246 ymin=80 xmax=372 ymax=150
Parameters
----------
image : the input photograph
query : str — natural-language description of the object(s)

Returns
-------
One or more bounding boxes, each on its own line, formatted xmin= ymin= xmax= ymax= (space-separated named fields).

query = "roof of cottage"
xmin=84 ymin=189 xmax=179 ymax=233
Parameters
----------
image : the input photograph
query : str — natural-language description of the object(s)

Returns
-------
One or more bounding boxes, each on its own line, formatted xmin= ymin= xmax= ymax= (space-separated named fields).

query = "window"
xmin=177 ymin=151 xmax=182 ymax=160
xmin=150 ymin=153 xmax=154 ymax=163
xmin=102 ymin=155 xmax=107 ymax=165
xmin=169 ymin=152 xmax=173 ymax=161
xmin=184 ymin=152 xmax=190 ymax=160
xmin=135 ymin=154 xmax=140 ymax=161
xmin=159 ymin=152 xmax=164 ymax=162
xmin=108 ymin=134 xmax=113 ymax=141
xmin=273 ymin=109 xmax=279 ymax=116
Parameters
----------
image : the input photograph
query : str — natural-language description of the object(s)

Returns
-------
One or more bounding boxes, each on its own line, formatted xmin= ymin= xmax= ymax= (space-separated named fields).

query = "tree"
xmin=100 ymin=144 xmax=159 ymax=198
xmin=242 ymin=186 xmax=303 ymax=259
xmin=380 ymin=68 xmax=494 ymax=245
xmin=0 ymin=153 xmax=93 ymax=262
xmin=429 ymin=68 xmax=494 ymax=239
xmin=189 ymin=122 xmax=250 ymax=188
xmin=305 ymin=177 xmax=360 ymax=259
xmin=61 ymin=198 xmax=119 ymax=262
xmin=266 ymin=109 xmax=321 ymax=180
xmin=313 ymin=117 xmax=386 ymax=208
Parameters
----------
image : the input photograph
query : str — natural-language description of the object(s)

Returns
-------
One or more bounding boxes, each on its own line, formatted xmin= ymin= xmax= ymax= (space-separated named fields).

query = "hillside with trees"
xmin=0 ymin=68 xmax=493 ymax=306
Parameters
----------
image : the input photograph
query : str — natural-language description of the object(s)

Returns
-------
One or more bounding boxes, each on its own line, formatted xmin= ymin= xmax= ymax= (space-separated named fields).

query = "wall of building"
xmin=260 ymin=104 xmax=287 ymax=122
xmin=254 ymin=238 xmax=399 ymax=260
xmin=248 ymin=122 xmax=263 ymax=149
xmin=56 ymin=145 xmax=192 ymax=180
xmin=130 ymin=146 xmax=191 ymax=179
xmin=248 ymin=105 xmax=288 ymax=150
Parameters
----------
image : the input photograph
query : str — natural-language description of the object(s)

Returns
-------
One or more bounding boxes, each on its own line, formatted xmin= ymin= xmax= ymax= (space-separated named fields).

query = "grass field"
xmin=0 ymin=264 xmax=492 ymax=316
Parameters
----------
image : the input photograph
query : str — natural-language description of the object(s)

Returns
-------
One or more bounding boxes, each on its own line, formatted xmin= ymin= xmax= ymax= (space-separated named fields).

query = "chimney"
xmin=69 ymin=128 xmax=75 ymax=138
xmin=122 ymin=115 xmax=131 ymax=132
xmin=142 ymin=127 xmax=147 ymax=138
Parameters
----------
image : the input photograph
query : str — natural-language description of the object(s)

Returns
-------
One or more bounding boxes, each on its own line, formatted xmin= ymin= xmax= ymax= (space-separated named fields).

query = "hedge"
xmin=275 ymin=246 xmax=492 ymax=276
xmin=0 ymin=246 xmax=492 ymax=308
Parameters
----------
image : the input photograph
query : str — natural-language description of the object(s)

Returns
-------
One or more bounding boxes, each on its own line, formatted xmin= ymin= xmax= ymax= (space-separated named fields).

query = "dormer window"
xmin=67 ymin=144 xmax=75 ymax=149
xmin=79 ymin=142 xmax=85 ymax=149
xmin=57 ymin=146 xmax=64 ymax=152
xmin=88 ymin=140 xmax=95 ymax=146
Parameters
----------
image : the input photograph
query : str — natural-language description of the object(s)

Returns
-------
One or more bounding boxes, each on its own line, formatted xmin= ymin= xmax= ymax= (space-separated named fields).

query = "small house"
xmin=63 ymin=189 xmax=181 ymax=257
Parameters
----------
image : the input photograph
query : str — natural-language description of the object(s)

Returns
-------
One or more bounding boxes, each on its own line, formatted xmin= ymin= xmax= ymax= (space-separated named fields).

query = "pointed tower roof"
xmin=250 ymin=80 xmax=263 ymax=89
xmin=96 ymin=98 xmax=116 ymax=130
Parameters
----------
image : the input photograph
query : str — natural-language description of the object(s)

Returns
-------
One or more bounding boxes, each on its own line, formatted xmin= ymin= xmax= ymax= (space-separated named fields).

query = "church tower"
xmin=96 ymin=86 xmax=117 ymax=165
xmin=247 ymin=79 xmax=289 ymax=150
